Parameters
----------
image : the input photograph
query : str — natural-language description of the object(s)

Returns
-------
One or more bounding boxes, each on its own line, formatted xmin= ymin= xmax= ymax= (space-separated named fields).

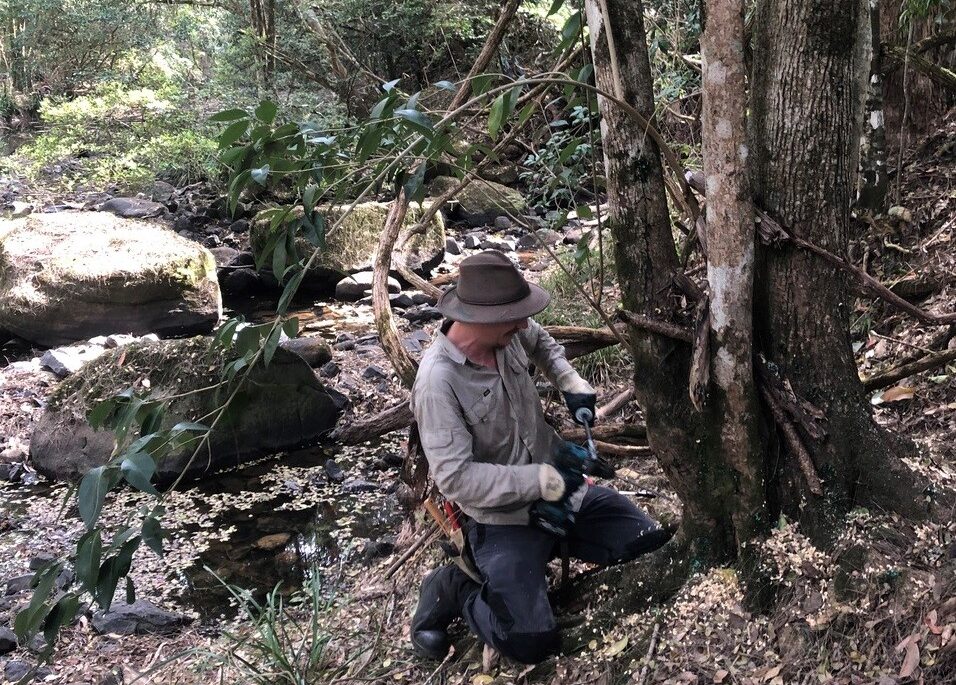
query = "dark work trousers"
xmin=461 ymin=485 xmax=659 ymax=664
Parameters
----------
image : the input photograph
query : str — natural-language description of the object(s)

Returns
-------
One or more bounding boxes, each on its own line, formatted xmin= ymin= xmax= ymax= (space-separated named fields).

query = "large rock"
xmin=249 ymin=201 xmax=445 ymax=292
xmin=92 ymin=599 xmax=189 ymax=635
xmin=0 ymin=213 xmax=221 ymax=346
xmin=30 ymin=337 xmax=347 ymax=482
xmin=428 ymin=176 xmax=527 ymax=227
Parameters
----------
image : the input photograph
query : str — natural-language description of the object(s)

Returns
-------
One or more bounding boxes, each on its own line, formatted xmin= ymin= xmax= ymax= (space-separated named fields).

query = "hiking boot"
xmin=410 ymin=565 xmax=477 ymax=660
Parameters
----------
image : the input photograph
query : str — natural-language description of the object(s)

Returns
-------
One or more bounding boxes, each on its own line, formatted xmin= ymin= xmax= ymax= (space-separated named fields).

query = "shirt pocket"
xmin=461 ymin=382 xmax=497 ymax=427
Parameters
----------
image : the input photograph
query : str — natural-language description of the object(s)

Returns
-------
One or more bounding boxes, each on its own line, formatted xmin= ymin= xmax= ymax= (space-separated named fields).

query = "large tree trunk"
xmin=585 ymin=0 xmax=739 ymax=564
xmin=749 ymin=0 xmax=934 ymax=543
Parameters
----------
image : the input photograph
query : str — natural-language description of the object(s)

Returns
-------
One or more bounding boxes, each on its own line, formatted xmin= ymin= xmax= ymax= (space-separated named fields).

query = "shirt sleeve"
xmin=413 ymin=383 xmax=542 ymax=509
xmin=519 ymin=319 xmax=577 ymax=388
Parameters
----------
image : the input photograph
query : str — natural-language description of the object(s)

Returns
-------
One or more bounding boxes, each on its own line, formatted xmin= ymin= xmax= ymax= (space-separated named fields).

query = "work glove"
xmin=556 ymin=370 xmax=596 ymax=425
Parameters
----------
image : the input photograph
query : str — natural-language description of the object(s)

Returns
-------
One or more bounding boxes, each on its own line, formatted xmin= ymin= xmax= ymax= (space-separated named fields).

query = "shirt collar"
xmin=435 ymin=331 xmax=468 ymax=365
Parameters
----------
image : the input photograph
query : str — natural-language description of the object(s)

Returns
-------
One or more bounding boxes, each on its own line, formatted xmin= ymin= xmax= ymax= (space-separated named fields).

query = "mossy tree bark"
xmin=578 ymin=0 xmax=945 ymax=619
xmin=749 ymin=0 xmax=938 ymax=542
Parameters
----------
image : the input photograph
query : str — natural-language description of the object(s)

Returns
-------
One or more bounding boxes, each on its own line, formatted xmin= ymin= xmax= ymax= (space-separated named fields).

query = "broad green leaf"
xmin=263 ymin=326 xmax=282 ymax=368
xmin=78 ymin=466 xmax=111 ymax=530
xmin=488 ymin=94 xmax=506 ymax=140
xmin=405 ymin=91 xmax=421 ymax=111
xmin=558 ymin=11 xmax=582 ymax=53
xmin=302 ymin=184 xmax=320 ymax=213
xmin=281 ymin=317 xmax=300 ymax=339
xmin=370 ymin=95 xmax=394 ymax=121
xmin=559 ymin=140 xmax=582 ymax=165
xmin=382 ymin=78 xmax=401 ymax=93
xmin=219 ymin=145 xmax=250 ymax=167
xmin=254 ymin=100 xmax=278 ymax=124
xmin=517 ymin=102 xmax=536 ymax=128
xmin=14 ymin=564 xmax=61 ymax=641
xmin=277 ymin=270 xmax=305 ymax=316
xmin=75 ymin=529 xmax=103 ymax=592
xmin=209 ymin=108 xmax=248 ymax=122
xmin=228 ymin=169 xmax=252 ymax=216
xmin=271 ymin=122 xmax=299 ymax=139
xmin=121 ymin=452 xmax=159 ymax=496
xmin=43 ymin=593 xmax=80 ymax=646
xmin=403 ymin=164 xmax=427 ymax=203
xmin=355 ymin=126 xmax=383 ymax=163
xmin=87 ymin=399 xmax=117 ymax=430
xmin=212 ymin=317 xmax=242 ymax=351
xmin=547 ymin=0 xmax=565 ymax=15
xmin=434 ymin=80 xmax=456 ymax=92
xmin=142 ymin=516 xmax=164 ymax=557
xmin=94 ymin=537 xmax=140 ymax=609
xmin=575 ymin=203 xmax=594 ymax=219
xmin=235 ymin=324 xmax=264 ymax=357
xmin=395 ymin=109 xmax=433 ymax=133
xmin=170 ymin=421 xmax=209 ymax=433
xmin=471 ymin=74 xmax=493 ymax=97
xmin=250 ymin=165 xmax=271 ymax=185
xmin=272 ymin=237 xmax=287 ymax=282
xmin=218 ymin=119 xmax=249 ymax=149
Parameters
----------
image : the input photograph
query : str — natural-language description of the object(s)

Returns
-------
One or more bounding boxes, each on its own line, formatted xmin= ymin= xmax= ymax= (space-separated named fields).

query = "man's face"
xmin=478 ymin=318 xmax=529 ymax=349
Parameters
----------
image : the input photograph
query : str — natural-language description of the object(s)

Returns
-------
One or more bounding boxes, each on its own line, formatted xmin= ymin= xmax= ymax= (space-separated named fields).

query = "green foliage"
xmin=0 ymin=0 xmax=161 ymax=99
xmin=520 ymin=103 xmax=600 ymax=212
xmin=214 ymin=568 xmax=338 ymax=684
xmin=15 ymin=82 xmax=216 ymax=191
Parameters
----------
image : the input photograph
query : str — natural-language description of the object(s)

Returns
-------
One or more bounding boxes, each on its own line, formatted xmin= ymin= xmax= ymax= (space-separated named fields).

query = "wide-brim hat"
xmin=436 ymin=250 xmax=551 ymax=323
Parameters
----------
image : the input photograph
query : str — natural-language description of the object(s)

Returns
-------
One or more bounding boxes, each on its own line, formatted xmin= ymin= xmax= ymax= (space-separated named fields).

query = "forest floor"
xmin=0 ymin=116 xmax=954 ymax=684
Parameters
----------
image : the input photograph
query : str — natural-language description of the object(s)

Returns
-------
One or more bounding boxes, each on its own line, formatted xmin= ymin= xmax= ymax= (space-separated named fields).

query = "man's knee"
xmin=615 ymin=526 xmax=674 ymax=563
xmin=494 ymin=628 xmax=561 ymax=664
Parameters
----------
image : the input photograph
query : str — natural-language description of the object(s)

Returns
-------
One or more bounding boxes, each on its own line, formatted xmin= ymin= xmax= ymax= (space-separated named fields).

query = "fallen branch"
xmin=330 ymin=400 xmax=414 ymax=445
xmin=636 ymin=623 xmax=661 ymax=685
xmin=592 ymin=441 xmax=653 ymax=459
xmin=758 ymin=379 xmax=823 ymax=496
xmin=617 ymin=310 xmax=694 ymax=344
xmin=561 ymin=422 xmax=647 ymax=443
xmin=862 ymin=347 xmax=956 ymax=392
xmin=384 ymin=522 xmax=440 ymax=579
xmin=546 ymin=324 xmax=628 ymax=358
xmin=596 ymin=387 xmax=635 ymax=420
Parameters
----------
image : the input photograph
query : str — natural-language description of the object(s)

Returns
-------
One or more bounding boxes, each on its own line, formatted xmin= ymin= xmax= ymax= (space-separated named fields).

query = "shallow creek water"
xmin=1 ymin=291 xmax=408 ymax=622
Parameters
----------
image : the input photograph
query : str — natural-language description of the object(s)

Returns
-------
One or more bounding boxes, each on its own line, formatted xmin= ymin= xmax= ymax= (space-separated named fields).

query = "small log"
xmin=592 ymin=441 xmax=653 ymax=459
xmin=617 ymin=310 xmax=694 ymax=344
xmin=758 ymin=380 xmax=823 ymax=496
xmin=862 ymin=347 xmax=956 ymax=392
xmin=545 ymin=324 xmax=627 ymax=358
xmin=561 ymin=423 xmax=647 ymax=443
xmin=331 ymin=400 xmax=413 ymax=445
xmin=596 ymin=387 xmax=635 ymax=420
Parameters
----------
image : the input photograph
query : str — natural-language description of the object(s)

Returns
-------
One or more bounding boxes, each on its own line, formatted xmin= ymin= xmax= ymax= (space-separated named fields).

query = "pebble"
xmin=319 ymin=361 xmax=340 ymax=378
xmin=402 ymin=305 xmax=443 ymax=324
xmin=445 ymin=237 xmax=462 ymax=255
xmin=342 ymin=479 xmax=379 ymax=494
xmin=362 ymin=365 xmax=390 ymax=381
xmin=0 ymin=627 xmax=16 ymax=655
xmin=463 ymin=234 xmax=482 ymax=249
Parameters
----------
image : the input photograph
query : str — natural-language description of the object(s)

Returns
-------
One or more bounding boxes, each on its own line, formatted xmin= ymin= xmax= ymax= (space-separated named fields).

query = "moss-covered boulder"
xmin=250 ymin=201 xmax=445 ymax=292
xmin=29 ymin=337 xmax=347 ymax=482
xmin=428 ymin=176 xmax=527 ymax=227
xmin=0 ymin=213 xmax=221 ymax=347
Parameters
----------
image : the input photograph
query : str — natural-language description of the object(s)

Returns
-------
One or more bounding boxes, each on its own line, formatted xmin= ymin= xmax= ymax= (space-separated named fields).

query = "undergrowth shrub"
xmin=15 ymin=82 xmax=216 ymax=192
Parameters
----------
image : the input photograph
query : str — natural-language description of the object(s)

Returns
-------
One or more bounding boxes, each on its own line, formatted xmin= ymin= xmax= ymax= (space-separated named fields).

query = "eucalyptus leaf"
xmin=209 ymin=108 xmax=248 ymax=122
xmin=78 ymin=466 xmax=112 ymax=529
xmin=254 ymin=100 xmax=278 ymax=124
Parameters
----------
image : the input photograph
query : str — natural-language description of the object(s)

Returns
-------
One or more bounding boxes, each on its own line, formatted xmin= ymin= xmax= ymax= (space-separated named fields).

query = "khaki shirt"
xmin=411 ymin=319 xmax=579 ymax=525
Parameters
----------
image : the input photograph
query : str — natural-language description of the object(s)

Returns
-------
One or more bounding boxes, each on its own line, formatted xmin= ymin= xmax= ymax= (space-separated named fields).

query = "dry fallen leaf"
xmin=763 ymin=665 xmax=782 ymax=681
xmin=472 ymin=675 xmax=494 ymax=685
xmin=880 ymin=386 xmax=916 ymax=403
xmin=899 ymin=639 xmax=920 ymax=678
xmin=713 ymin=669 xmax=729 ymax=683
xmin=606 ymin=636 xmax=628 ymax=657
